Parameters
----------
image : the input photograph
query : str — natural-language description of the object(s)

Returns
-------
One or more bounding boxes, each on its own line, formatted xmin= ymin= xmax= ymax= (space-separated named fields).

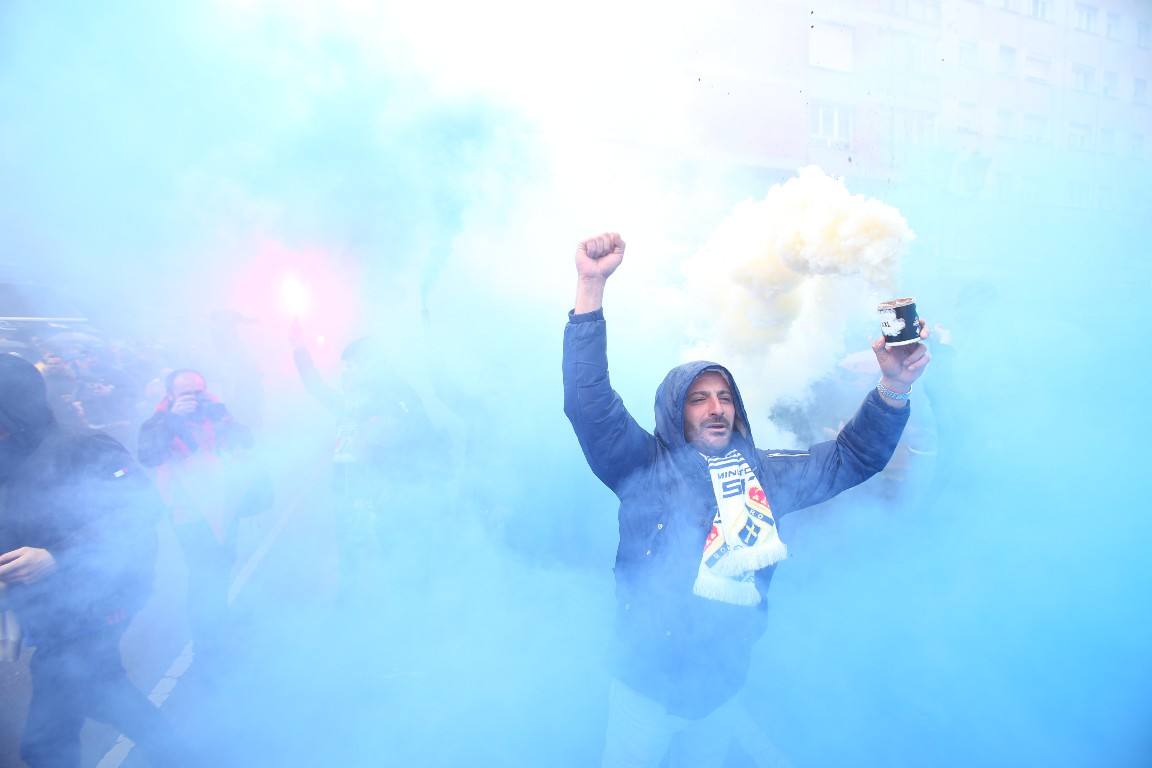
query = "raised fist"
xmin=575 ymin=232 xmax=625 ymax=281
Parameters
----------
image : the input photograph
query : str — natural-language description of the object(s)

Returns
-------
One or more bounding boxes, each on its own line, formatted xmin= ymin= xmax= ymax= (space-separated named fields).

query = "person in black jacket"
xmin=563 ymin=233 xmax=931 ymax=767
xmin=0 ymin=354 xmax=185 ymax=767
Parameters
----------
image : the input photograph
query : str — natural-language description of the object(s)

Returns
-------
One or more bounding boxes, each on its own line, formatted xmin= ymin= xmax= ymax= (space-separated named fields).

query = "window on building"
xmin=1069 ymin=122 xmax=1092 ymax=150
xmin=811 ymin=103 xmax=854 ymax=149
xmin=1106 ymin=12 xmax=1122 ymax=40
xmin=1022 ymin=175 xmax=1047 ymax=206
xmin=889 ymin=34 xmax=935 ymax=74
xmin=894 ymin=109 xmax=937 ymax=144
xmin=809 ymin=24 xmax=855 ymax=72
xmin=1074 ymin=4 xmax=1098 ymax=33
xmin=1000 ymin=0 xmax=1018 ymax=12
xmin=996 ymin=109 xmax=1015 ymax=137
xmin=959 ymin=40 xmax=980 ymax=69
xmin=958 ymin=101 xmax=981 ymax=134
xmin=1024 ymin=55 xmax=1051 ymax=82
xmin=1103 ymin=71 xmax=1118 ymax=97
xmin=1001 ymin=173 xmax=1022 ymax=201
xmin=887 ymin=33 xmax=917 ymax=75
xmin=1139 ymin=22 xmax=1151 ymax=49
xmin=1136 ymin=78 xmax=1148 ymax=105
xmin=908 ymin=0 xmax=943 ymax=23
xmin=1022 ymin=114 xmax=1047 ymax=142
xmin=1065 ymin=180 xmax=1086 ymax=208
xmin=1097 ymin=184 xmax=1115 ymax=209
xmin=1071 ymin=64 xmax=1095 ymax=91
xmin=986 ymin=168 xmax=1013 ymax=200
xmin=998 ymin=45 xmax=1017 ymax=75
xmin=1134 ymin=133 xmax=1147 ymax=156
xmin=1098 ymin=128 xmax=1114 ymax=153
xmin=1031 ymin=0 xmax=1051 ymax=20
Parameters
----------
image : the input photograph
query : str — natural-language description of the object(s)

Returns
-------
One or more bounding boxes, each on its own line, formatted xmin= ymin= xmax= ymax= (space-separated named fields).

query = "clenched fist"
xmin=575 ymin=233 xmax=626 ymax=282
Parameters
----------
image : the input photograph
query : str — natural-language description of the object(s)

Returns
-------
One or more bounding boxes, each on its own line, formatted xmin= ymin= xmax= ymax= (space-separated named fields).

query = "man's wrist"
xmin=878 ymin=377 xmax=910 ymax=395
xmin=574 ymin=276 xmax=607 ymax=314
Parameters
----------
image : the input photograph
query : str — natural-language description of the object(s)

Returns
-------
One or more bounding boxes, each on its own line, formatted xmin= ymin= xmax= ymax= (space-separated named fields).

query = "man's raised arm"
xmin=564 ymin=233 xmax=653 ymax=492
xmin=760 ymin=322 xmax=932 ymax=514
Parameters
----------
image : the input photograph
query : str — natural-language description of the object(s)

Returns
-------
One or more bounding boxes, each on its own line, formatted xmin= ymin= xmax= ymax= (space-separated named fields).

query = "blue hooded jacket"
xmin=563 ymin=309 xmax=909 ymax=717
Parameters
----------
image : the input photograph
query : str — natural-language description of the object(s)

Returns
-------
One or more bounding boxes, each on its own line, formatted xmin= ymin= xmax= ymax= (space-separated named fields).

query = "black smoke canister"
xmin=877 ymin=297 xmax=921 ymax=346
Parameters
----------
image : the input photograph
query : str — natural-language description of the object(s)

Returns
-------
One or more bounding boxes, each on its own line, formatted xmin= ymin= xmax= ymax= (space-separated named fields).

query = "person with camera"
xmin=138 ymin=369 xmax=256 ymax=665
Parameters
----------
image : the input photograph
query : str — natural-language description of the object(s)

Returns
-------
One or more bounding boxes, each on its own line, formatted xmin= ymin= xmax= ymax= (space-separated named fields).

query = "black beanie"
xmin=0 ymin=353 xmax=55 ymax=449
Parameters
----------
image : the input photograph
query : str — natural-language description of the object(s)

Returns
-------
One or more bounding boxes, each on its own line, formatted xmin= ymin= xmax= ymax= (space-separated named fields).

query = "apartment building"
xmin=689 ymin=0 xmax=1151 ymax=211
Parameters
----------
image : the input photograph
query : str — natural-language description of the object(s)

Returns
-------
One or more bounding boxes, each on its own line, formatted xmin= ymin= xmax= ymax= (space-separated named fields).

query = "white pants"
xmin=600 ymin=678 xmax=794 ymax=768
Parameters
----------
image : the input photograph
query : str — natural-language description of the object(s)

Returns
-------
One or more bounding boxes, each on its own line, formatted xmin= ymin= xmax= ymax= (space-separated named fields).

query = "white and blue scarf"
xmin=692 ymin=449 xmax=788 ymax=606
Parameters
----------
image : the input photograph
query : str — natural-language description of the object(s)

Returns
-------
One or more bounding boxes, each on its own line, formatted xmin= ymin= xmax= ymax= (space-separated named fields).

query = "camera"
xmin=198 ymin=398 xmax=228 ymax=422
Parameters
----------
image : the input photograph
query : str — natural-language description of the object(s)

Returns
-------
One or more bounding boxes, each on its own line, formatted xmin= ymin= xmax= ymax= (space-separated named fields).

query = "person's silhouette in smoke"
xmin=0 ymin=353 xmax=188 ymax=767
xmin=137 ymin=369 xmax=262 ymax=666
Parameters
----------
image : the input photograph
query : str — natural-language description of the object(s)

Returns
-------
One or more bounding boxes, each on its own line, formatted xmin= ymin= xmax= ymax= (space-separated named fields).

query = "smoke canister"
xmin=877 ymin=298 xmax=921 ymax=347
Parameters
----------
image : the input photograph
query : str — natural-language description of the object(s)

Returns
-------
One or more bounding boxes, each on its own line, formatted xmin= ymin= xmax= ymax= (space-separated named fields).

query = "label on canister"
xmin=877 ymin=298 xmax=921 ymax=346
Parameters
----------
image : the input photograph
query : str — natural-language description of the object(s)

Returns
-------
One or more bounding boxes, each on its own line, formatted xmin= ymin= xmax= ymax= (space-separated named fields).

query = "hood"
xmin=653 ymin=360 xmax=753 ymax=453
xmin=0 ymin=354 xmax=56 ymax=480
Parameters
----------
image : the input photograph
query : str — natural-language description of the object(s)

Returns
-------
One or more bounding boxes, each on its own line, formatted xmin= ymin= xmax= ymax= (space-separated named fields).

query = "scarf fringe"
xmin=707 ymin=537 xmax=788 ymax=578
xmin=692 ymin=570 xmax=762 ymax=606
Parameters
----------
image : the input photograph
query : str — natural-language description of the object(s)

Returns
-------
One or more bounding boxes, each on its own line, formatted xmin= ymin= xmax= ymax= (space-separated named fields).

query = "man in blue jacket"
xmin=563 ymin=232 xmax=930 ymax=767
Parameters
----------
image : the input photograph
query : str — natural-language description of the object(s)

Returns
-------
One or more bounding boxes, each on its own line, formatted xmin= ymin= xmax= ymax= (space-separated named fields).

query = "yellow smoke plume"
xmin=683 ymin=166 xmax=915 ymax=443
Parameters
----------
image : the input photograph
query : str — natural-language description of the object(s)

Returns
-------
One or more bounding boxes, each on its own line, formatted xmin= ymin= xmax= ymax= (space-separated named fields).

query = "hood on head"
xmin=653 ymin=360 xmax=752 ymax=451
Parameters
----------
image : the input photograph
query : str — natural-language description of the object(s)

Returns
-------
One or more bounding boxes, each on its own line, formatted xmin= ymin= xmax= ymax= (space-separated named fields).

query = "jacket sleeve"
xmin=136 ymin=409 xmax=175 ymax=467
xmin=562 ymin=309 xmax=655 ymax=494
xmin=761 ymin=388 xmax=910 ymax=514
xmin=215 ymin=408 xmax=254 ymax=452
xmin=52 ymin=434 xmax=161 ymax=615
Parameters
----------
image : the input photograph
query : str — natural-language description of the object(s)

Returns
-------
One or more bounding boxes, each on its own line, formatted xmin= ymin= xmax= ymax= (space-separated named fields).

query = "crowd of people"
xmin=0 ymin=350 xmax=191 ymax=766
xmin=0 ymin=314 xmax=445 ymax=766
xmin=0 ymin=318 xmax=277 ymax=765
xmin=0 ymin=238 xmax=951 ymax=767
xmin=0 ymin=325 xmax=169 ymax=451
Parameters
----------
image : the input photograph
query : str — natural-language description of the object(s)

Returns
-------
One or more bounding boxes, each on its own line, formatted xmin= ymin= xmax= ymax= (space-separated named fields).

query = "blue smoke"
xmin=1 ymin=1 xmax=1149 ymax=767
